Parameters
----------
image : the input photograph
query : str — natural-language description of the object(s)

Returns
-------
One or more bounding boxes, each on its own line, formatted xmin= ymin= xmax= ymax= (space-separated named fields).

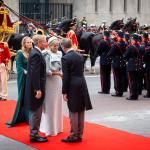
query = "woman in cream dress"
xmin=40 ymin=37 xmax=63 ymax=136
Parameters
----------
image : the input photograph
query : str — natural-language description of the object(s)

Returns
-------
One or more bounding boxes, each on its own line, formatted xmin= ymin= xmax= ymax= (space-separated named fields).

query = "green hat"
xmin=104 ymin=30 xmax=110 ymax=37
xmin=117 ymin=30 xmax=124 ymax=38
xmin=125 ymin=33 xmax=130 ymax=40
xmin=143 ymin=32 xmax=148 ymax=39
xmin=132 ymin=33 xmax=139 ymax=41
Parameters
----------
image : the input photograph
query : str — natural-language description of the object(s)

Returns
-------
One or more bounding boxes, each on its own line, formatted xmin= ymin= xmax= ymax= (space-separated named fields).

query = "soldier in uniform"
xmin=66 ymin=21 xmax=78 ymax=51
xmin=95 ymin=30 xmax=112 ymax=94
xmin=143 ymin=42 xmax=150 ymax=98
xmin=0 ymin=42 xmax=11 ymax=100
xmin=107 ymin=30 xmax=127 ymax=97
xmin=124 ymin=34 xmax=143 ymax=100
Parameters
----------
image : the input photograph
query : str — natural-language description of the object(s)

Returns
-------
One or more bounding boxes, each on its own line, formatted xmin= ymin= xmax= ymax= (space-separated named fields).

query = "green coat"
xmin=7 ymin=50 xmax=29 ymax=127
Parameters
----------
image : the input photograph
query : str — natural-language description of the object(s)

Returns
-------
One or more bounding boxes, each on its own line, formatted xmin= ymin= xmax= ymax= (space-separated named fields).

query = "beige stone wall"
xmin=73 ymin=0 xmax=150 ymax=26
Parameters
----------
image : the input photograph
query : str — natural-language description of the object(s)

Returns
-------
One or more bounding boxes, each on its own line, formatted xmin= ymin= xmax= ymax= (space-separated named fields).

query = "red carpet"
xmin=0 ymin=101 xmax=150 ymax=150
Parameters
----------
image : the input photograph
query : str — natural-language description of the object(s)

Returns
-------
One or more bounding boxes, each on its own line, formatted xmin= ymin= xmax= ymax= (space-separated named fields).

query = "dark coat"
xmin=25 ymin=48 xmax=46 ymax=111
xmin=124 ymin=44 xmax=143 ymax=72
xmin=143 ymin=47 xmax=150 ymax=71
xmin=107 ymin=41 xmax=127 ymax=69
xmin=61 ymin=50 xmax=92 ymax=112
xmin=96 ymin=39 xmax=112 ymax=66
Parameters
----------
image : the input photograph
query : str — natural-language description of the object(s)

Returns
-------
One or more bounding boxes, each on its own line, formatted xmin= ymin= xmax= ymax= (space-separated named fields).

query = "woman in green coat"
xmin=7 ymin=36 xmax=32 ymax=127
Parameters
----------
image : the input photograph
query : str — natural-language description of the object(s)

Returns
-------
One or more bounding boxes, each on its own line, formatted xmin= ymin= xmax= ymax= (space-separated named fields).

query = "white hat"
xmin=48 ymin=36 xmax=58 ymax=45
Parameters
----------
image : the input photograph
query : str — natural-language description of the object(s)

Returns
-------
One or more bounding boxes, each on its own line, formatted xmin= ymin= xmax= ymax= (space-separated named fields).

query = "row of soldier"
xmin=95 ymin=30 xmax=150 ymax=100
xmin=19 ymin=20 xmax=150 ymax=101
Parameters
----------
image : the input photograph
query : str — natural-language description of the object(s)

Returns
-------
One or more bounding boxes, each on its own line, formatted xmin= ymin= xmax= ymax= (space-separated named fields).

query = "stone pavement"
xmin=0 ymin=135 xmax=36 ymax=150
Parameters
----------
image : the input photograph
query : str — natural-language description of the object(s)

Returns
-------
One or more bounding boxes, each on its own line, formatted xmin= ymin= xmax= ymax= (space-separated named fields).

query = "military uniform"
xmin=107 ymin=32 xmax=127 ymax=97
xmin=66 ymin=29 xmax=78 ymax=51
xmin=0 ymin=42 xmax=11 ymax=100
xmin=96 ymin=31 xmax=112 ymax=94
xmin=124 ymin=35 xmax=143 ymax=100
xmin=143 ymin=44 xmax=150 ymax=97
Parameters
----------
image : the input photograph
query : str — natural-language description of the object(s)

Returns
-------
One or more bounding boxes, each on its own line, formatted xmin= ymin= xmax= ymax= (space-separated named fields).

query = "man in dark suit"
xmin=25 ymin=34 xmax=48 ymax=142
xmin=61 ymin=38 xmax=92 ymax=143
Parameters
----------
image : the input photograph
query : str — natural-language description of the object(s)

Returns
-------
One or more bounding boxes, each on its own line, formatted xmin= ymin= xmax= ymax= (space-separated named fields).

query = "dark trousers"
xmin=29 ymin=106 xmax=42 ymax=137
xmin=69 ymin=111 xmax=85 ymax=138
xmin=145 ymin=70 xmax=150 ymax=96
xmin=138 ymin=70 xmax=144 ymax=95
xmin=100 ymin=65 xmax=111 ymax=93
xmin=113 ymin=68 xmax=124 ymax=95
xmin=128 ymin=71 xmax=139 ymax=99
xmin=122 ymin=67 xmax=128 ymax=92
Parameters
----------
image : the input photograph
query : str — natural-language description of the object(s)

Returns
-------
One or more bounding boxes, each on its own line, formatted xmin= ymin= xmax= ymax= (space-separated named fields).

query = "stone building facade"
xmin=4 ymin=0 xmax=150 ymax=26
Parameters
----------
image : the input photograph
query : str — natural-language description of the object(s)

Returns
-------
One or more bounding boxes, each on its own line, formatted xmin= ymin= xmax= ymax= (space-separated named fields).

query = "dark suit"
xmin=25 ymin=47 xmax=46 ymax=136
xmin=62 ymin=50 xmax=92 ymax=138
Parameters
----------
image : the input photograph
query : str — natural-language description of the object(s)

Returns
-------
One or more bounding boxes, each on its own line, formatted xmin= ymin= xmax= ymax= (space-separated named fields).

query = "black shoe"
xmin=126 ymin=97 xmax=138 ymax=100
xmin=30 ymin=135 xmax=48 ymax=143
xmin=98 ymin=91 xmax=109 ymax=94
xmin=144 ymin=95 xmax=150 ymax=98
xmin=61 ymin=136 xmax=78 ymax=143
xmin=0 ymin=97 xmax=2 ymax=100
xmin=111 ymin=94 xmax=122 ymax=97
xmin=1 ymin=98 xmax=7 ymax=101
xmin=77 ymin=137 xmax=82 ymax=142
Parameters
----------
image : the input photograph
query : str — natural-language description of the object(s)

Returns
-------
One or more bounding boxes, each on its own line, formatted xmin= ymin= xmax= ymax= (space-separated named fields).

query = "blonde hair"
xmin=21 ymin=36 xmax=32 ymax=51
xmin=32 ymin=34 xmax=46 ymax=46
xmin=21 ymin=36 xmax=32 ymax=59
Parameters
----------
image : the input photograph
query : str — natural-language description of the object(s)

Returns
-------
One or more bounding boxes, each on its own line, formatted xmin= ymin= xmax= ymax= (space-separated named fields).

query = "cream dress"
xmin=40 ymin=50 xmax=63 ymax=136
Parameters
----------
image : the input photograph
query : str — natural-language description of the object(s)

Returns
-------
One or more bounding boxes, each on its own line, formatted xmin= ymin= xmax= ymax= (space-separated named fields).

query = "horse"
xmin=123 ymin=17 xmax=139 ymax=33
xmin=8 ymin=33 xmax=27 ymax=72
xmin=77 ymin=31 xmax=103 ymax=73
xmin=109 ymin=19 xmax=124 ymax=30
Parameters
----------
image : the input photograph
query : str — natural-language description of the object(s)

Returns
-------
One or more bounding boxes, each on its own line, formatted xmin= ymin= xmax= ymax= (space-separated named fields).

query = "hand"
xmin=24 ymin=70 xmax=27 ymax=74
xmin=35 ymin=90 xmax=42 ymax=99
xmin=63 ymin=94 xmax=68 ymax=102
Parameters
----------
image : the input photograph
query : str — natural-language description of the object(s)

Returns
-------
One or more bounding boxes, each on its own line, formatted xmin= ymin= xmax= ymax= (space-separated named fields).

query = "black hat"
xmin=104 ymin=30 xmax=110 ymax=37
xmin=117 ymin=30 xmax=124 ymax=38
xmin=132 ymin=33 xmax=139 ymax=41
xmin=0 ymin=0 xmax=4 ymax=6
xmin=143 ymin=32 xmax=148 ymax=39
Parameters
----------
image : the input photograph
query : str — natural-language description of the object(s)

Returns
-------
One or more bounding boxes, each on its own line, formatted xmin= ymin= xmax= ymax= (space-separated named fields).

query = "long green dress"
xmin=7 ymin=50 xmax=29 ymax=127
